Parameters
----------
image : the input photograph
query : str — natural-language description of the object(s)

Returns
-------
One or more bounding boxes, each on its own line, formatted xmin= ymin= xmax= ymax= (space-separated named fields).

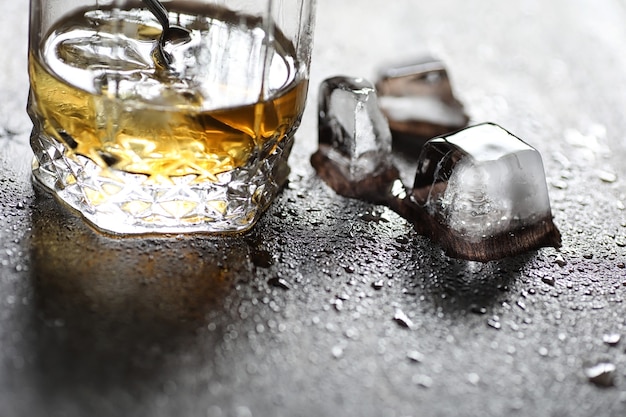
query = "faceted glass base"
xmin=30 ymin=130 xmax=293 ymax=235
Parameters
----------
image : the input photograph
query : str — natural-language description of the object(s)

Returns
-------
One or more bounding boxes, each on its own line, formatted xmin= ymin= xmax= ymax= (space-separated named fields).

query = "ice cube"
xmin=311 ymin=76 xmax=400 ymax=202
xmin=84 ymin=9 xmax=162 ymax=40
xmin=312 ymin=99 xmax=560 ymax=261
xmin=317 ymin=76 xmax=393 ymax=181
xmin=51 ymin=29 xmax=156 ymax=96
xmin=375 ymin=57 xmax=469 ymax=148
xmin=413 ymin=123 xmax=557 ymax=242
xmin=56 ymin=33 xmax=153 ymax=73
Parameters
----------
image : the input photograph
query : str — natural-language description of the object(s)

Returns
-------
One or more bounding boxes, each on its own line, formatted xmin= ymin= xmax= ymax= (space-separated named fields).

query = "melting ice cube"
xmin=311 ymin=77 xmax=560 ymax=261
xmin=413 ymin=123 xmax=554 ymax=241
xmin=375 ymin=57 xmax=469 ymax=147
xmin=317 ymin=76 xmax=393 ymax=181
xmin=312 ymin=76 xmax=401 ymax=203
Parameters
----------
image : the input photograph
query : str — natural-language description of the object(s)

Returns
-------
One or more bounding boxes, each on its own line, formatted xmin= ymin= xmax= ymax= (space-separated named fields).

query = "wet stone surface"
xmin=2 ymin=1 xmax=626 ymax=417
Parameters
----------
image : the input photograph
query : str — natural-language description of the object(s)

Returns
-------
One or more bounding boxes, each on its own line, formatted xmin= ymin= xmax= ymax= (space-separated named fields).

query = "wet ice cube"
xmin=375 ymin=56 xmax=469 ymax=144
xmin=412 ymin=123 xmax=552 ymax=240
xmin=56 ymin=33 xmax=153 ymax=73
xmin=84 ymin=9 xmax=162 ymax=40
xmin=318 ymin=76 xmax=393 ymax=181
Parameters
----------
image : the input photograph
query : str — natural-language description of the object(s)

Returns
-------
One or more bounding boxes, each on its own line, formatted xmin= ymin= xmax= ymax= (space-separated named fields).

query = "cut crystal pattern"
xmin=31 ymin=130 xmax=293 ymax=235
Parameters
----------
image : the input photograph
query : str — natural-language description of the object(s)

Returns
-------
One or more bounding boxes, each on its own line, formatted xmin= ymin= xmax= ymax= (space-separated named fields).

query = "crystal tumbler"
xmin=28 ymin=0 xmax=316 ymax=234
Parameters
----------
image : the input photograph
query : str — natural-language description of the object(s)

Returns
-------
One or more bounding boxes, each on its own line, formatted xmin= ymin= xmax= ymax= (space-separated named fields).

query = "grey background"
xmin=1 ymin=0 xmax=626 ymax=416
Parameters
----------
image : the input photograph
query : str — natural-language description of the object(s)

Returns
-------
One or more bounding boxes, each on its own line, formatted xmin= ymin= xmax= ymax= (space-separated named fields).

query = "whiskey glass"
xmin=28 ymin=0 xmax=316 ymax=234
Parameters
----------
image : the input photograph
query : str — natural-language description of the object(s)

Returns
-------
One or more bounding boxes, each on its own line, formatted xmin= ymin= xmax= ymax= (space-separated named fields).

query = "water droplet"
xmin=337 ymin=293 xmax=350 ymax=301
xmin=331 ymin=345 xmax=344 ymax=359
xmin=584 ymin=362 xmax=616 ymax=387
xmin=268 ymin=277 xmax=290 ymax=290
xmin=598 ymin=170 xmax=618 ymax=183
xmin=542 ymin=276 xmax=556 ymax=286
xmin=467 ymin=373 xmax=480 ymax=385
xmin=331 ymin=298 xmax=343 ymax=312
xmin=395 ymin=236 xmax=409 ymax=244
xmin=553 ymin=254 xmax=567 ymax=267
xmin=407 ymin=350 xmax=424 ymax=363
xmin=603 ymin=333 xmax=621 ymax=346
xmin=371 ymin=280 xmax=384 ymax=290
xmin=359 ymin=211 xmax=390 ymax=223
xmin=393 ymin=309 xmax=415 ymax=329
xmin=344 ymin=327 xmax=358 ymax=339
xmin=550 ymin=179 xmax=568 ymax=190
xmin=487 ymin=317 xmax=501 ymax=330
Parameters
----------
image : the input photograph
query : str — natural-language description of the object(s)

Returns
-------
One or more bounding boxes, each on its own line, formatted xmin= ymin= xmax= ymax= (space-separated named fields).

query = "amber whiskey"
xmin=29 ymin=3 xmax=307 ymax=181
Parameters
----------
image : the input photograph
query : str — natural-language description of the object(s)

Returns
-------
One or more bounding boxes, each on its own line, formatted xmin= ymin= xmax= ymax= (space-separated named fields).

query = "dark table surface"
xmin=2 ymin=1 xmax=626 ymax=416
